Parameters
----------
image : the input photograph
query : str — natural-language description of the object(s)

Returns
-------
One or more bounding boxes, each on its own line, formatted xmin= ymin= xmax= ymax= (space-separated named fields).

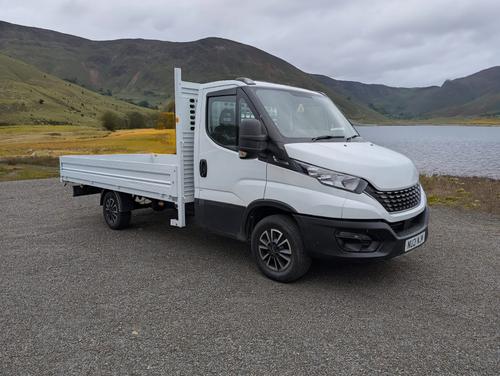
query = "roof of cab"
xmin=253 ymin=81 xmax=322 ymax=95
xmin=200 ymin=78 xmax=322 ymax=96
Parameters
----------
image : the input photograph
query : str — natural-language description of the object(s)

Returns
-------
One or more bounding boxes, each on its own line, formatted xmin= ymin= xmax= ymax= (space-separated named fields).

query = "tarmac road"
xmin=0 ymin=179 xmax=498 ymax=375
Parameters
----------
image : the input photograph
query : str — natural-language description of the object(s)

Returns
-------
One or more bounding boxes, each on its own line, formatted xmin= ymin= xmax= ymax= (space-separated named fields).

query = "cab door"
xmin=195 ymin=86 xmax=267 ymax=237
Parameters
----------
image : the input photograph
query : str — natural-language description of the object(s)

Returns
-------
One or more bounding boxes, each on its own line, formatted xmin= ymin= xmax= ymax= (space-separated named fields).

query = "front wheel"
xmin=102 ymin=191 xmax=131 ymax=230
xmin=251 ymin=214 xmax=311 ymax=282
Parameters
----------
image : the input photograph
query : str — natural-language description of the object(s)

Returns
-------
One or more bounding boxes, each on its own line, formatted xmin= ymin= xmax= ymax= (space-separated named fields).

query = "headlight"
xmin=296 ymin=161 xmax=368 ymax=193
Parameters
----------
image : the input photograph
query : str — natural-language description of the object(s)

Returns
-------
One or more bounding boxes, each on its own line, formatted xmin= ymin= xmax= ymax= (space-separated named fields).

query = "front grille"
xmin=365 ymin=183 xmax=421 ymax=213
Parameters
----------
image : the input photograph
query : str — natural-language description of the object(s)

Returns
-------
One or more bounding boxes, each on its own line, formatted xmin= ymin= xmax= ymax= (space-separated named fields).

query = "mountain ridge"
xmin=0 ymin=20 xmax=384 ymax=122
xmin=1 ymin=20 xmax=499 ymax=122
xmin=313 ymin=66 xmax=500 ymax=119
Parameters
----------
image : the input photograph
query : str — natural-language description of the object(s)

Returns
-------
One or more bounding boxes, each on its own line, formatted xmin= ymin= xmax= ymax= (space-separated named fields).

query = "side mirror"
xmin=239 ymin=119 xmax=268 ymax=159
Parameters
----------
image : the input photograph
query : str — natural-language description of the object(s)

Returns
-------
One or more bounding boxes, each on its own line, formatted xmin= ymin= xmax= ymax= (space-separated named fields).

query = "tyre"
xmin=102 ymin=191 xmax=131 ymax=230
xmin=251 ymin=214 xmax=311 ymax=282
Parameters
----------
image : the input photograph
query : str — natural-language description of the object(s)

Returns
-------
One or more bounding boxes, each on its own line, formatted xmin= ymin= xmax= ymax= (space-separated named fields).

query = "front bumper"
xmin=293 ymin=207 xmax=429 ymax=260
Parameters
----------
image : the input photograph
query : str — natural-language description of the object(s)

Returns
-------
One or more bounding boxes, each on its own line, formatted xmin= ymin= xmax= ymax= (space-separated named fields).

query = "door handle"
xmin=199 ymin=159 xmax=207 ymax=177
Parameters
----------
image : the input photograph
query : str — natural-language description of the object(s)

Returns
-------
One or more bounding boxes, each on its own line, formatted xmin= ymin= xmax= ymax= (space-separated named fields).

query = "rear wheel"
xmin=103 ymin=191 xmax=131 ymax=230
xmin=251 ymin=214 xmax=311 ymax=282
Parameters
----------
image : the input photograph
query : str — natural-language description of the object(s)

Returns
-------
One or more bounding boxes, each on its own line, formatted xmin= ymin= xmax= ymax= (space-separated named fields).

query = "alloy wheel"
xmin=104 ymin=196 xmax=119 ymax=224
xmin=258 ymin=228 xmax=292 ymax=272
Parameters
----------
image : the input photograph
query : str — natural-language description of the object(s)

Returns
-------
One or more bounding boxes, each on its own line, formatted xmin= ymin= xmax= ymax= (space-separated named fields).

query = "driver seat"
xmin=213 ymin=108 xmax=237 ymax=146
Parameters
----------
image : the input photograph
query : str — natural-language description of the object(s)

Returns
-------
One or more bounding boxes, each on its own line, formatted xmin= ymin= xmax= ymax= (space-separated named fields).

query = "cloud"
xmin=0 ymin=0 xmax=498 ymax=86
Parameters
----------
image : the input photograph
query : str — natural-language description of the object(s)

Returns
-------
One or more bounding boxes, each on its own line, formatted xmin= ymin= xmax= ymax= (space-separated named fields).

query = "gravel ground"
xmin=0 ymin=179 xmax=498 ymax=375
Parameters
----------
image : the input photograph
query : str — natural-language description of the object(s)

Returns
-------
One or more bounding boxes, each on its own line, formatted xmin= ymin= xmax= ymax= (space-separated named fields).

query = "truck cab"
xmin=61 ymin=68 xmax=428 ymax=282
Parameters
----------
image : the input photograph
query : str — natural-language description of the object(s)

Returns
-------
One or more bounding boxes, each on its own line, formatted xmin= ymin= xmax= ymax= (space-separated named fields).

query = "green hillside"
xmin=0 ymin=53 xmax=155 ymax=126
xmin=0 ymin=20 xmax=384 ymax=123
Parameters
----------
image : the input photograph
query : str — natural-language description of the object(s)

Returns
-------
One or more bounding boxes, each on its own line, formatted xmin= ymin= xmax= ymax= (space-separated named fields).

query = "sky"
xmin=1 ymin=0 xmax=499 ymax=87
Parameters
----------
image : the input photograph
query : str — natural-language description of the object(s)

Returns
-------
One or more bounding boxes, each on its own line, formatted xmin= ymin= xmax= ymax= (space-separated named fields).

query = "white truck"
xmin=60 ymin=68 xmax=428 ymax=282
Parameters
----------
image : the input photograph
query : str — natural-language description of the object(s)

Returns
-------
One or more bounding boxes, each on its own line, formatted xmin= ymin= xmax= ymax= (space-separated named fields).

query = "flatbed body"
xmin=60 ymin=154 xmax=180 ymax=202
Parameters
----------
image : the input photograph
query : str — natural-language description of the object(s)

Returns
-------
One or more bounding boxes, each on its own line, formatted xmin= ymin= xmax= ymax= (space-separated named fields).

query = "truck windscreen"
xmin=253 ymin=88 xmax=357 ymax=140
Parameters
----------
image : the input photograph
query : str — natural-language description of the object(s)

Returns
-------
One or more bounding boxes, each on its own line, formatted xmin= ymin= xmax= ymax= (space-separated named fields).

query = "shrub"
xmin=101 ymin=111 xmax=160 ymax=130
xmin=125 ymin=111 xmax=149 ymax=129
xmin=100 ymin=111 xmax=124 ymax=131
xmin=148 ymin=112 xmax=159 ymax=126
xmin=165 ymin=99 xmax=175 ymax=113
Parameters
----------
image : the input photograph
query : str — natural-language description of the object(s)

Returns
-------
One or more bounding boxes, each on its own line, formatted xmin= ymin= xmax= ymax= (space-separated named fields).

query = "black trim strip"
xmin=194 ymin=198 xmax=245 ymax=239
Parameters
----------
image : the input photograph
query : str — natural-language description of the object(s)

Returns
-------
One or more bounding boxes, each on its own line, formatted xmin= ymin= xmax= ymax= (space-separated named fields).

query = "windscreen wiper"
xmin=311 ymin=135 xmax=345 ymax=142
xmin=346 ymin=134 xmax=361 ymax=142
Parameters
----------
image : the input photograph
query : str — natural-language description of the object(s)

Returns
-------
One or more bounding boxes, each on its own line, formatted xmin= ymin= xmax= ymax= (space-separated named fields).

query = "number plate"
xmin=404 ymin=231 xmax=426 ymax=252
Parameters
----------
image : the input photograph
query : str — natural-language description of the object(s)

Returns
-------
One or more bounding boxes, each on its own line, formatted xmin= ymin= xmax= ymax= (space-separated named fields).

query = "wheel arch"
xmin=240 ymin=199 xmax=298 ymax=241
xmin=100 ymin=190 xmax=134 ymax=212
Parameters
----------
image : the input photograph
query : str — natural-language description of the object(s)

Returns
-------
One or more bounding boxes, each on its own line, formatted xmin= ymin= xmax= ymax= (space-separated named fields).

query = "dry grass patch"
xmin=0 ymin=125 xmax=176 ymax=157
xmin=420 ymin=175 xmax=500 ymax=215
xmin=0 ymin=125 xmax=176 ymax=181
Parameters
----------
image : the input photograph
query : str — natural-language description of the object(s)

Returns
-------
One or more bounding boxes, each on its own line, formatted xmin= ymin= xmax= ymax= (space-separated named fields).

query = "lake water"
xmin=357 ymin=125 xmax=500 ymax=179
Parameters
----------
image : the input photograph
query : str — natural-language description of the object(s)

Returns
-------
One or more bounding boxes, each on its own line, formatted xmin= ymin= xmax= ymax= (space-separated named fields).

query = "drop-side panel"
xmin=60 ymin=154 xmax=180 ymax=202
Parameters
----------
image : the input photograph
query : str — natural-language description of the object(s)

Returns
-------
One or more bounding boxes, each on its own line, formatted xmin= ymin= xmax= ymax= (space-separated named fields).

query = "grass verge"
xmin=420 ymin=175 xmax=500 ymax=215
xmin=0 ymin=162 xmax=59 ymax=181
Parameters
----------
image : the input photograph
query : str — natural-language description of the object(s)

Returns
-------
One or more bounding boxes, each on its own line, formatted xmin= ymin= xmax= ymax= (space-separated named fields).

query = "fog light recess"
xmin=335 ymin=231 xmax=380 ymax=253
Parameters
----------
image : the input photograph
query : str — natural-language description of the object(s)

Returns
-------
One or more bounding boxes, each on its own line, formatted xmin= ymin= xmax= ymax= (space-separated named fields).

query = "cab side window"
xmin=207 ymin=96 xmax=237 ymax=149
